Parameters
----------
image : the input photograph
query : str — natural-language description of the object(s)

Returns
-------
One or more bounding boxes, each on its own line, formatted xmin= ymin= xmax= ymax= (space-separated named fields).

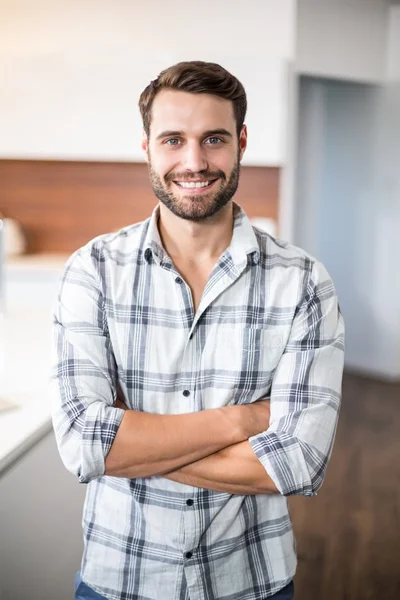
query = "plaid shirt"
xmin=50 ymin=203 xmax=344 ymax=600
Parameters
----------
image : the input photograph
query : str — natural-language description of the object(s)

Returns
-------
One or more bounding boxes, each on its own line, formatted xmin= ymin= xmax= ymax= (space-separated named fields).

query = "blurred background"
xmin=0 ymin=1 xmax=399 ymax=599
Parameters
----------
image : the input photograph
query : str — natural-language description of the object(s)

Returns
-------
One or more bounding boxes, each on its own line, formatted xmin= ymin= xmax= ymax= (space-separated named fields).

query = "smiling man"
xmin=50 ymin=61 xmax=345 ymax=600
xmin=148 ymin=92 xmax=241 ymax=224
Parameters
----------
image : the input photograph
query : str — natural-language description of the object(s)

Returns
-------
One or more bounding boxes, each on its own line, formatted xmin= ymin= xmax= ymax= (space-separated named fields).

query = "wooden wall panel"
xmin=0 ymin=160 xmax=280 ymax=254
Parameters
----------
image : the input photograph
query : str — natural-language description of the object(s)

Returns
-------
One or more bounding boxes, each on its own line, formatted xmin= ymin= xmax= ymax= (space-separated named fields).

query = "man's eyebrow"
xmin=155 ymin=129 xmax=233 ymax=141
xmin=202 ymin=129 xmax=233 ymax=138
xmin=156 ymin=130 xmax=183 ymax=140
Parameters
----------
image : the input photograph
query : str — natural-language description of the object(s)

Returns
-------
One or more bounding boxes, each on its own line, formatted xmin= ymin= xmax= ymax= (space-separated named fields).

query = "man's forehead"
xmin=150 ymin=89 xmax=235 ymax=134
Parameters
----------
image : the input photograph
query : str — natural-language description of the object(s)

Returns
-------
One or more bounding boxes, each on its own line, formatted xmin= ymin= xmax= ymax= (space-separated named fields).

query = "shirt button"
xmin=185 ymin=552 xmax=193 ymax=559
xmin=144 ymin=248 xmax=152 ymax=262
xmin=175 ymin=277 xmax=183 ymax=284
xmin=182 ymin=390 xmax=190 ymax=397
xmin=186 ymin=499 xmax=194 ymax=506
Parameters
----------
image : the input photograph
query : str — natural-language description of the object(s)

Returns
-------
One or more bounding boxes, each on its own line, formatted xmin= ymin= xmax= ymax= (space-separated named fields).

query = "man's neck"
xmin=157 ymin=202 xmax=235 ymax=266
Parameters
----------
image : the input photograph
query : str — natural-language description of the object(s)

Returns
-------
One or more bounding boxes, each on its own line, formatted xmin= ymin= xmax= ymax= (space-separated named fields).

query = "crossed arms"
xmin=105 ymin=394 xmax=278 ymax=495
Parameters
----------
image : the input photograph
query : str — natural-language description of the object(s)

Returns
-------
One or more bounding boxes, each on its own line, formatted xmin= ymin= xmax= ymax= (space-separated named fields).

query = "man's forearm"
xmin=163 ymin=440 xmax=279 ymax=495
xmin=105 ymin=397 xmax=270 ymax=480
xmin=105 ymin=407 xmax=241 ymax=479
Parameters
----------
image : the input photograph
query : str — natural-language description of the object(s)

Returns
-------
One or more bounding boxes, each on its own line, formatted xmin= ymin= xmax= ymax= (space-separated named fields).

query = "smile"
xmin=173 ymin=179 xmax=218 ymax=191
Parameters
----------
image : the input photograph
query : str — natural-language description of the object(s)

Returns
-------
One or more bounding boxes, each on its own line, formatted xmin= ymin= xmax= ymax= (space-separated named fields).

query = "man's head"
xmin=139 ymin=61 xmax=248 ymax=222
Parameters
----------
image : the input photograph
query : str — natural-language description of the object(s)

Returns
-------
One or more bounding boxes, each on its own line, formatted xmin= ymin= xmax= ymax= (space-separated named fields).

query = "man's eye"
xmin=206 ymin=137 xmax=223 ymax=145
xmin=165 ymin=139 xmax=180 ymax=146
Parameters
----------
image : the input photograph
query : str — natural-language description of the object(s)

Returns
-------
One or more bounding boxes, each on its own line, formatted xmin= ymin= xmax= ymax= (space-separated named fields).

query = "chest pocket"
xmin=200 ymin=325 xmax=286 ymax=404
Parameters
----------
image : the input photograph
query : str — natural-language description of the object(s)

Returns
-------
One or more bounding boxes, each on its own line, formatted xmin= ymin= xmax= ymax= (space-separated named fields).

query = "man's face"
xmin=142 ymin=90 xmax=247 ymax=222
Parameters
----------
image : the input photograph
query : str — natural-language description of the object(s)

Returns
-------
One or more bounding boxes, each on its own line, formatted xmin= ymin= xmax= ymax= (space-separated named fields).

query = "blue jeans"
xmin=74 ymin=572 xmax=294 ymax=599
xmin=74 ymin=572 xmax=107 ymax=599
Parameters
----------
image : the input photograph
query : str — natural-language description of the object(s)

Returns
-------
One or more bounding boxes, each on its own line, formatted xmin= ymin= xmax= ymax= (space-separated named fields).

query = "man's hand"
xmin=115 ymin=394 xmax=128 ymax=411
xmin=235 ymin=398 xmax=270 ymax=438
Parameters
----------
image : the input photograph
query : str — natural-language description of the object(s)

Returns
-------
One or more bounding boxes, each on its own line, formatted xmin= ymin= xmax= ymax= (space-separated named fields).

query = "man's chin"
xmin=168 ymin=205 xmax=214 ymax=222
xmin=160 ymin=197 xmax=220 ymax=222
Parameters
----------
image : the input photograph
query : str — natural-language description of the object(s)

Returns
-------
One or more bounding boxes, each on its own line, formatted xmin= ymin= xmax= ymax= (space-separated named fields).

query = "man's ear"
xmin=239 ymin=124 xmax=247 ymax=161
xmin=141 ymin=129 xmax=149 ymax=162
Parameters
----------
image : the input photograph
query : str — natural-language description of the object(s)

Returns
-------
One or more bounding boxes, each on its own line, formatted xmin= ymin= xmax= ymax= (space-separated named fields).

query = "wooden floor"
xmin=289 ymin=371 xmax=400 ymax=600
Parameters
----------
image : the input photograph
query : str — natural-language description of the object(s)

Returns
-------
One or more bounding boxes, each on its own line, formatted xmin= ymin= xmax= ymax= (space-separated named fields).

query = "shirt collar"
xmin=143 ymin=205 xmax=168 ymax=266
xmin=144 ymin=202 xmax=260 ymax=267
xmin=229 ymin=202 xmax=260 ymax=267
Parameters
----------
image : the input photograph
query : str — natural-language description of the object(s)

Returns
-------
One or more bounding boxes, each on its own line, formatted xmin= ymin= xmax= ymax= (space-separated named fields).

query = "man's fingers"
xmin=115 ymin=396 xmax=128 ymax=410
xmin=115 ymin=383 xmax=129 ymax=410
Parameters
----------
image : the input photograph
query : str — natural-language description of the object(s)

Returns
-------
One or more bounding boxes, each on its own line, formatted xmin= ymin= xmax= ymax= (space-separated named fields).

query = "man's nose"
xmin=181 ymin=142 xmax=208 ymax=173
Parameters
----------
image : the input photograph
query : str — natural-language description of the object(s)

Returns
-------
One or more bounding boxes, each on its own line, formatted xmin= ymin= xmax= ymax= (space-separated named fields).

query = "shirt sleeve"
xmin=49 ymin=244 xmax=125 ymax=483
xmin=248 ymin=259 xmax=345 ymax=497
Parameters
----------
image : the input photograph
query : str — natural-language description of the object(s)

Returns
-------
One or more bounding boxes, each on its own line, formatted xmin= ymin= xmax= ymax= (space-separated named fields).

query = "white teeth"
xmin=176 ymin=181 xmax=212 ymax=188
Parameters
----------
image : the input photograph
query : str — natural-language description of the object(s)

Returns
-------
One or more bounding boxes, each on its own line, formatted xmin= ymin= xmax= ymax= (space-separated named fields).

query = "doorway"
xmin=292 ymin=75 xmax=399 ymax=379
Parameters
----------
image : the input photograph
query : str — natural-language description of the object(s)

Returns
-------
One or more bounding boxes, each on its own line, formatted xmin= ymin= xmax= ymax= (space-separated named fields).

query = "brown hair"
xmin=138 ymin=60 xmax=247 ymax=139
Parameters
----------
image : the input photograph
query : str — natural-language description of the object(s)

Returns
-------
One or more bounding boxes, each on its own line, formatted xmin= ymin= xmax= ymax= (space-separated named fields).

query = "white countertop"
xmin=5 ymin=253 xmax=70 ymax=270
xmin=0 ymin=255 xmax=69 ymax=473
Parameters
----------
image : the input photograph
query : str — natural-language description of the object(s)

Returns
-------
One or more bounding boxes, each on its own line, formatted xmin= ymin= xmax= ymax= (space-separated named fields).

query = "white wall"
xmin=296 ymin=0 xmax=390 ymax=83
xmin=292 ymin=78 xmax=326 ymax=256
xmin=373 ymin=4 xmax=400 ymax=377
xmin=0 ymin=0 xmax=296 ymax=165
xmin=386 ymin=5 xmax=400 ymax=81
xmin=316 ymin=81 xmax=383 ymax=377
xmin=369 ymin=85 xmax=400 ymax=378
xmin=282 ymin=0 xmax=391 ymax=239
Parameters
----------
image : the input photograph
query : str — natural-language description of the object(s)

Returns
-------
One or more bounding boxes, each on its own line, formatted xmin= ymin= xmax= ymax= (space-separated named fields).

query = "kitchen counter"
xmin=0 ymin=254 xmax=69 ymax=473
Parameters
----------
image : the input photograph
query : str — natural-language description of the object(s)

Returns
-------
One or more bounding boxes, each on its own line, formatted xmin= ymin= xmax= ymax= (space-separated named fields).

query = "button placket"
xmin=179 ymin=337 xmax=198 ymax=563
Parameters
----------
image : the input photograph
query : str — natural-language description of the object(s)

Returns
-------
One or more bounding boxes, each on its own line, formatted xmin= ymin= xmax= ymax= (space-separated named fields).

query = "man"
xmin=50 ymin=61 xmax=345 ymax=600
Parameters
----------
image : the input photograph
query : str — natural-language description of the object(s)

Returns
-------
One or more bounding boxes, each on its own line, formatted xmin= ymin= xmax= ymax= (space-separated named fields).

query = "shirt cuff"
xmin=248 ymin=430 xmax=318 ymax=497
xmin=78 ymin=405 xmax=126 ymax=483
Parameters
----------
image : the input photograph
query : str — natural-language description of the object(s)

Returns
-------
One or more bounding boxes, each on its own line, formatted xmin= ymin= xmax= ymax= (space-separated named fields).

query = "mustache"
xmin=165 ymin=170 xmax=226 ymax=182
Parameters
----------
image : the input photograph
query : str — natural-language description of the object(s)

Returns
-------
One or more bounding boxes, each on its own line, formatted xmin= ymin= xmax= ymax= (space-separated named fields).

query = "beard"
xmin=147 ymin=153 xmax=241 ymax=222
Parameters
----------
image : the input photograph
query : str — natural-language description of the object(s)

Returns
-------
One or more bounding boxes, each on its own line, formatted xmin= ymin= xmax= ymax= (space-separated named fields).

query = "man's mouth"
xmin=173 ymin=179 xmax=219 ymax=190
